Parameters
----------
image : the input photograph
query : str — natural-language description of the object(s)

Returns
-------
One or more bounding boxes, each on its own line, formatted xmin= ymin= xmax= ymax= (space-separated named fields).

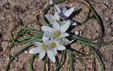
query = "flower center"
xmin=42 ymin=45 xmax=47 ymax=50
xmin=51 ymin=43 xmax=56 ymax=48
xmin=54 ymin=30 xmax=60 ymax=37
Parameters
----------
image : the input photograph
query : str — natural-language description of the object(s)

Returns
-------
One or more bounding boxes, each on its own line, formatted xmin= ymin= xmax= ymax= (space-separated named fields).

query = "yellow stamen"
xmin=42 ymin=45 xmax=47 ymax=50
xmin=51 ymin=43 xmax=56 ymax=48
xmin=54 ymin=30 xmax=60 ymax=37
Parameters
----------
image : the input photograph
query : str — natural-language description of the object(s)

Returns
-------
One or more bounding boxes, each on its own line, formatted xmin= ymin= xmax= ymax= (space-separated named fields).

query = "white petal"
xmin=42 ymin=34 xmax=49 ymax=45
xmin=61 ymin=7 xmax=67 ymax=14
xmin=54 ymin=12 xmax=60 ymax=20
xmin=53 ymin=48 xmax=57 ymax=56
xmin=54 ymin=39 xmax=59 ymax=46
xmin=54 ymin=5 xmax=61 ymax=14
xmin=38 ymin=50 xmax=46 ymax=62
xmin=41 ymin=26 xmax=53 ymax=33
xmin=75 ymin=31 xmax=79 ymax=36
xmin=44 ymin=32 xmax=54 ymax=38
xmin=32 ymin=42 xmax=43 ymax=47
xmin=53 ymin=21 xmax=60 ymax=30
xmin=57 ymin=45 xmax=65 ymax=50
xmin=62 ymin=38 xmax=74 ymax=45
xmin=61 ymin=20 xmax=70 ymax=33
xmin=59 ymin=33 xmax=69 ymax=38
xmin=70 ymin=20 xmax=77 ymax=26
xmin=47 ymin=50 xmax=56 ymax=63
xmin=45 ymin=15 xmax=56 ymax=24
xmin=64 ymin=7 xmax=74 ymax=18
xmin=29 ymin=47 xmax=43 ymax=54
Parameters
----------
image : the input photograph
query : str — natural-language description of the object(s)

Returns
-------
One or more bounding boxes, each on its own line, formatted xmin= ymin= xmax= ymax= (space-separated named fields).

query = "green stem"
xmin=71 ymin=54 xmax=74 ymax=71
xmin=67 ymin=53 xmax=71 ymax=66
xmin=77 ymin=40 xmax=112 ymax=47
xmin=15 ymin=27 xmax=39 ymax=31
xmin=5 ymin=44 xmax=33 ymax=71
xmin=64 ymin=49 xmax=94 ymax=57
xmin=30 ymin=54 xmax=36 ymax=71
xmin=77 ymin=45 xmax=86 ymax=54
xmin=55 ymin=51 xmax=66 ymax=71
xmin=81 ymin=8 xmax=90 ymax=24
xmin=86 ymin=44 xmax=104 ymax=71
xmin=85 ymin=0 xmax=102 ymax=40
xmin=75 ymin=58 xmax=85 ymax=71
xmin=44 ymin=55 xmax=48 ymax=71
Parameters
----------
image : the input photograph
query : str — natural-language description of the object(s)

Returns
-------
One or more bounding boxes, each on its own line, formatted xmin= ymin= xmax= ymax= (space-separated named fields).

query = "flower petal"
xmin=60 ymin=20 xmax=70 ymax=33
xmin=47 ymin=50 xmax=56 ymax=63
xmin=70 ymin=20 xmax=77 ymax=26
xmin=59 ymin=33 xmax=69 ymax=38
xmin=44 ymin=32 xmax=54 ymax=38
xmin=41 ymin=26 xmax=53 ymax=33
xmin=57 ymin=45 xmax=65 ymax=51
xmin=53 ymin=20 xmax=60 ymax=30
xmin=29 ymin=47 xmax=43 ymax=54
xmin=45 ymin=15 xmax=56 ymax=24
xmin=61 ymin=38 xmax=74 ymax=46
xmin=53 ymin=48 xmax=57 ymax=56
xmin=54 ymin=5 xmax=61 ymax=14
xmin=38 ymin=50 xmax=46 ymax=62
xmin=64 ymin=7 xmax=74 ymax=18
xmin=32 ymin=42 xmax=43 ymax=47
xmin=61 ymin=7 xmax=67 ymax=14
xmin=54 ymin=12 xmax=60 ymax=20
xmin=42 ymin=34 xmax=49 ymax=45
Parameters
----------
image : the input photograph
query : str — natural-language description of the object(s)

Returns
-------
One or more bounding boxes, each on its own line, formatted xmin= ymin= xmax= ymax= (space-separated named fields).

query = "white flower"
xmin=41 ymin=20 xmax=70 ymax=39
xmin=29 ymin=36 xmax=56 ymax=63
xmin=54 ymin=5 xmax=74 ymax=20
xmin=47 ymin=39 xmax=66 ymax=56
xmin=45 ymin=5 xmax=77 ymax=26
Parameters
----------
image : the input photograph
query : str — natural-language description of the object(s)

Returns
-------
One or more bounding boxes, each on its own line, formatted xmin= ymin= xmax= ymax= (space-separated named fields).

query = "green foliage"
xmin=5 ymin=0 xmax=113 ymax=71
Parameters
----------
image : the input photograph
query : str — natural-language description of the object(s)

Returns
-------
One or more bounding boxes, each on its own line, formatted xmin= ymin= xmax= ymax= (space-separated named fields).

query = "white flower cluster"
xmin=29 ymin=5 xmax=77 ymax=63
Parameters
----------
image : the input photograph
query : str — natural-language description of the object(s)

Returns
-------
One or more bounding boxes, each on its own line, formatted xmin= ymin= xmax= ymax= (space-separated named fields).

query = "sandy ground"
xmin=0 ymin=0 xmax=113 ymax=71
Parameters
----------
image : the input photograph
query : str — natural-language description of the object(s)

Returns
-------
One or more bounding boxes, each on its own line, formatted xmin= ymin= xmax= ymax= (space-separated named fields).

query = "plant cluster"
xmin=5 ymin=0 xmax=113 ymax=71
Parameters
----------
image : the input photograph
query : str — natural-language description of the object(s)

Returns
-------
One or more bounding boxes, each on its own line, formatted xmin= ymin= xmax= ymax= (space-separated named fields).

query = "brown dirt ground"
xmin=0 ymin=0 xmax=113 ymax=71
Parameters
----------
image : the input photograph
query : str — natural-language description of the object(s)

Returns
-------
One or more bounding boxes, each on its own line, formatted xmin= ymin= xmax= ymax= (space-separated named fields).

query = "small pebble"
xmin=1 ymin=17 xmax=5 ymax=19
xmin=11 ymin=3 xmax=15 ymax=5
xmin=70 ymin=4 xmax=72 ymax=6
xmin=106 ymin=17 xmax=109 ymax=20
xmin=18 ymin=61 xmax=20 ymax=63
xmin=74 ymin=57 xmax=75 ymax=59
xmin=106 ymin=3 xmax=108 ymax=5
xmin=80 ymin=31 xmax=82 ymax=34
xmin=75 ymin=31 xmax=79 ymax=36
xmin=15 ymin=57 xmax=17 ymax=59
xmin=7 ymin=57 xmax=9 ymax=60
xmin=24 ymin=2 xmax=27 ymax=4
xmin=24 ymin=51 xmax=27 ymax=54
xmin=49 ymin=0 xmax=53 ymax=5
xmin=66 ymin=1 xmax=68 ymax=2
xmin=12 ymin=54 xmax=14 ymax=56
